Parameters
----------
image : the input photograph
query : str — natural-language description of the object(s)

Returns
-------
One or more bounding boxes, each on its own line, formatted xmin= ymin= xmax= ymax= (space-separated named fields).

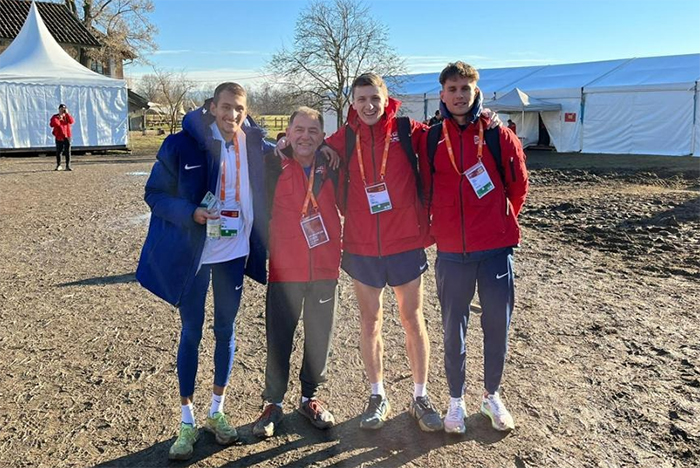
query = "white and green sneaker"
xmin=168 ymin=423 xmax=199 ymax=460
xmin=204 ymin=412 xmax=239 ymax=445
xmin=480 ymin=392 xmax=515 ymax=431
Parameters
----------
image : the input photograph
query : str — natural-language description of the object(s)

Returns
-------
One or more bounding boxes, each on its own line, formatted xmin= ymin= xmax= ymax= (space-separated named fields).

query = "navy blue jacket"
xmin=136 ymin=106 xmax=274 ymax=306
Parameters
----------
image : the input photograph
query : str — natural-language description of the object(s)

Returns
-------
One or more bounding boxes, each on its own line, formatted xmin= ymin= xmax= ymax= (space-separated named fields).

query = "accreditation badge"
xmin=300 ymin=212 xmax=329 ymax=249
xmin=464 ymin=160 xmax=495 ymax=199
xmin=220 ymin=209 xmax=241 ymax=237
xmin=365 ymin=182 xmax=392 ymax=214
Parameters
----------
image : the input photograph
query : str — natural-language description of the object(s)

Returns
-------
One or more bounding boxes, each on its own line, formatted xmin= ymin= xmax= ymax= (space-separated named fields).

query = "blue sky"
xmin=125 ymin=0 xmax=700 ymax=88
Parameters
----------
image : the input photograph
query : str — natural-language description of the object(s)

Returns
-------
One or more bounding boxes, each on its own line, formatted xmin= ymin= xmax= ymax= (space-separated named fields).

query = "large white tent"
xmin=325 ymin=54 xmax=700 ymax=156
xmin=0 ymin=2 xmax=128 ymax=153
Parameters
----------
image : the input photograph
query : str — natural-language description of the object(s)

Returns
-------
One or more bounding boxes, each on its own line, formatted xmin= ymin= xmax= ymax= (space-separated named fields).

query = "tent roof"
xmin=0 ymin=2 xmax=124 ymax=87
xmin=485 ymin=88 xmax=561 ymax=112
xmin=585 ymin=54 xmax=700 ymax=92
xmin=0 ymin=0 xmax=100 ymax=47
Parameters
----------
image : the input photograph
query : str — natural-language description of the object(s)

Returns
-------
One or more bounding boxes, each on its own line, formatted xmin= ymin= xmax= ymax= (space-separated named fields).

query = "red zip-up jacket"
xmin=50 ymin=113 xmax=74 ymax=140
xmin=419 ymin=115 xmax=528 ymax=253
xmin=326 ymin=97 xmax=429 ymax=257
xmin=265 ymin=150 xmax=341 ymax=283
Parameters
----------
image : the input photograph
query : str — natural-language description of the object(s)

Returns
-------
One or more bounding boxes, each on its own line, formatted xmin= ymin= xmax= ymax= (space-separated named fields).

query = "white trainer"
xmin=443 ymin=398 xmax=467 ymax=434
xmin=480 ymin=392 xmax=515 ymax=431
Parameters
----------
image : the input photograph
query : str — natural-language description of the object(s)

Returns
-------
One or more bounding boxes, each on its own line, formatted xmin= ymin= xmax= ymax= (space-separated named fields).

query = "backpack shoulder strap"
xmin=396 ymin=116 xmax=423 ymax=200
xmin=484 ymin=127 xmax=505 ymax=186
xmin=427 ymin=122 xmax=442 ymax=174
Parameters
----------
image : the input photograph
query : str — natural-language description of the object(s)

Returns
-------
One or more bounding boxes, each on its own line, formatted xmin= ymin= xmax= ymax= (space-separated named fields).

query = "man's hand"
xmin=275 ymin=137 xmax=289 ymax=160
xmin=319 ymin=146 xmax=340 ymax=170
xmin=193 ymin=207 xmax=218 ymax=225
xmin=482 ymin=108 xmax=502 ymax=130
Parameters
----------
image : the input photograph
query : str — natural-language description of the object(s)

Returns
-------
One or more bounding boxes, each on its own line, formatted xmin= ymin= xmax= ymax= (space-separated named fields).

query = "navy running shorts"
xmin=341 ymin=248 xmax=428 ymax=288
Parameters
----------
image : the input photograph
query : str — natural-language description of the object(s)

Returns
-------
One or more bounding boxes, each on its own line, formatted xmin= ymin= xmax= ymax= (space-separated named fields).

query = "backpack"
xmin=426 ymin=121 xmax=503 ymax=185
xmin=343 ymin=116 xmax=423 ymax=207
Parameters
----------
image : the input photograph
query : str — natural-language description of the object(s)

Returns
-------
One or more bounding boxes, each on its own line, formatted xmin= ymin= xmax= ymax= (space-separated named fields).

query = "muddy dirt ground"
xmin=0 ymin=137 xmax=698 ymax=468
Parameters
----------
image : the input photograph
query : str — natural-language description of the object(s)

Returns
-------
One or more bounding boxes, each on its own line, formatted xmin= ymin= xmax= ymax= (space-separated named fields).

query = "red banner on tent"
xmin=565 ymin=112 xmax=577 ymax=122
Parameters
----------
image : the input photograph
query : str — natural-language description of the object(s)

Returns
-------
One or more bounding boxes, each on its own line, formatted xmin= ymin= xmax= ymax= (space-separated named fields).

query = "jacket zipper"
xmin=459 ymin=126 xmax=467 ymax=255
xmin=370 ymin=126 xmax=382 ymax=257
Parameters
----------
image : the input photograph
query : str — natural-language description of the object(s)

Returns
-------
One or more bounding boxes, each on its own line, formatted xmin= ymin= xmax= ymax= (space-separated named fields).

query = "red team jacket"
xmin=326 ymin=97 xmax=430 ymax=257
xmin=50 ymin=113 xmax=74 ymax=140
xmin=419 ymin=115 xmax=528 ymax=254
xmin=265 ymin=152 xmax=342 ymax=283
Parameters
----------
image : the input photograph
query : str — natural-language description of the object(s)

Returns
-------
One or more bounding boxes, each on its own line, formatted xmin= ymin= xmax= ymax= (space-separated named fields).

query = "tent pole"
xmin=691 ymin=81 xmax=698 ymax=156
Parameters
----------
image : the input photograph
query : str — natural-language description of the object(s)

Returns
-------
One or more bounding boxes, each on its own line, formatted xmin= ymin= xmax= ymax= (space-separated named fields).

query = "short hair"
xmin=213 ymin=82 xmax=246 ymax=103
xmin=288 ymin=106 xmax=324 ymax=130
xmin=439 ymin=61 xmax=480 ymax=85
xmin=58 ymin=104 xmax=66 ymax=109
xmin=434 ymin=110 xmax=440 ymax=116
xmin=351 ymin=73 xmax=388 ymax=99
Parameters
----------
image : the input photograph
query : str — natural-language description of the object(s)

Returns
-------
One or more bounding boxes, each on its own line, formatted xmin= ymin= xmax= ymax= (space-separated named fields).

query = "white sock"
xmin=413 ymin=383 xmax=427 ymax=399
xmin=181 ymin=403 xmax=195 ymax=426
xmin=450 ymin=397 xmax=464 ymax=406
xmin=209 ymin=393 xmax=225 ymax=417
xmin=371 ymin=381 xmax=386 ymax=397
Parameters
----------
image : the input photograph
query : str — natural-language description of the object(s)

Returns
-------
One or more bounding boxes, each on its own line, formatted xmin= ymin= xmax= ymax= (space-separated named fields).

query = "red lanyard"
xmin=301 ymin=162 xmax=319 ymax=217
xmin=355 ymin=123 xmax=392 ymax=184
xmin=442 ymin=120 xmax=484 ymax=176
xmin=220 ymin=135 xmax=241 ymax=204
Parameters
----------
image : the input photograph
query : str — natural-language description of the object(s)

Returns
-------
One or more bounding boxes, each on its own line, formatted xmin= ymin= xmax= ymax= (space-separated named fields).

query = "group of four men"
xmin=136 ymin=61 xmax=528 ymax=461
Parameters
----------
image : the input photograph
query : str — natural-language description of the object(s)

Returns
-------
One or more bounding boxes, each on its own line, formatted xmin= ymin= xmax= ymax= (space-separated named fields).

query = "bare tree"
xmin=151 ymin=68 xmax=196 ymax=134
xmin=134 ymin=73 xmax=162 ymax=103
xmin=268 ymin=0 xmax=406 ymax=128
xmin=65 ymin=0 xmax=157 ymax=67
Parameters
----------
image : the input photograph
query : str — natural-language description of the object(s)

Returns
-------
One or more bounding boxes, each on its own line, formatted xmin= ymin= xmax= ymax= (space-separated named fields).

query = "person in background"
xmin=507 ymin=119 xmax=517 ymax=134
xmin=49 ymin=104 xmax=74 ymax=171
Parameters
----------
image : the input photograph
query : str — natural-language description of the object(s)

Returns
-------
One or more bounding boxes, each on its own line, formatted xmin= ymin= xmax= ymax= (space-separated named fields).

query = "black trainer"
xmin=252 ymin=403 xmax=283 ymax=438
xmin=409 ymin=395 xmax=444 ymax=432
xmin=360 ymin=394 xmax=391 ymax=430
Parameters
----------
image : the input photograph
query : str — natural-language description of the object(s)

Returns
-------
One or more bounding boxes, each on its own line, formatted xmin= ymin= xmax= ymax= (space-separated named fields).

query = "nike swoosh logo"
xmin=184 ymin=164 xmax=201 ymax=170
xmin=496 ymin=272 xmax=509 ymax=280
xmin=235 ymin=284 xmax=243 ymax=290
xmin=419 ymin=262 xmax=428 ymax=271
xmin=319 ymin=297 xmax=333 ymax=304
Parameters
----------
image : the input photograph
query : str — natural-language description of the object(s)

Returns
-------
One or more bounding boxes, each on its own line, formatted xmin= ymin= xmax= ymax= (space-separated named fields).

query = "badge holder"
xmin=300 ymin=212 xmax=330 ymax=249
xmin=365 ymin=182 xmax=392 ymax=214
xmin=464 ymin=161 xmax=495 ymax=199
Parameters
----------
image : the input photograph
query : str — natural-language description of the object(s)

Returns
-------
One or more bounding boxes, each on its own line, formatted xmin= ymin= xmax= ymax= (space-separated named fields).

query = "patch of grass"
xmin=130 ymin=131 xmax=167 ymax=157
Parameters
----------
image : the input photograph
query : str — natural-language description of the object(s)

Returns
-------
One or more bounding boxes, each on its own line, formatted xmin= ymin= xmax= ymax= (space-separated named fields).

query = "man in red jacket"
xmin=325 ymin=73 xmax=444 ymax=432
xmin=419 ymin=62 xmax=528 ymax=434
xmin=253 ymin=107 xmax=341 ymax=438
xmin=49 ymin=104 xmax=75 ymax=171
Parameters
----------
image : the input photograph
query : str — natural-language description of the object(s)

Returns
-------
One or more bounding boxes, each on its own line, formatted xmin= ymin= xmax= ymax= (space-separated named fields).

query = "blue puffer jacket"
xmin=136 ymin=106 xmax=274 ymax=306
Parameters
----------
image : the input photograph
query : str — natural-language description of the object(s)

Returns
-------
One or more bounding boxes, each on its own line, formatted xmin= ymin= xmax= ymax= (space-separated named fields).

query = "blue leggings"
xmin=177 ymin=257 xmax=246 ymax=398
xmin=436 ymin=248 xmax=514 ymax=397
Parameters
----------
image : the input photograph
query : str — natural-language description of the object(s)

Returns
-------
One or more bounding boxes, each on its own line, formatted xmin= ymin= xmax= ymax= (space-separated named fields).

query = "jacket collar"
xmin=439 ymin=88 xmax=483 ymax=126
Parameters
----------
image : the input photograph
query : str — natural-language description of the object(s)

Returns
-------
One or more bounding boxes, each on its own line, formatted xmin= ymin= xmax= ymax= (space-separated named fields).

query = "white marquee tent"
xmin=325 ymin=54 xmax=700 ymax=156
xmin=0 ymin=2 xmax=128 ymax=153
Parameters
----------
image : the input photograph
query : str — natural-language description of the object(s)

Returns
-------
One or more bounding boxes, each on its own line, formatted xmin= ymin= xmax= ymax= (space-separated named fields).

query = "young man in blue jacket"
xmin=136 ymin=82 xmax=274 ymax=461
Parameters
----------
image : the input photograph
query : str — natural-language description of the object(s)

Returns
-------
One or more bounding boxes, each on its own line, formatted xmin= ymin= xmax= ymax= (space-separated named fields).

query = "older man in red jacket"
xmin=49 ymin=104 xmax=75 ymax=171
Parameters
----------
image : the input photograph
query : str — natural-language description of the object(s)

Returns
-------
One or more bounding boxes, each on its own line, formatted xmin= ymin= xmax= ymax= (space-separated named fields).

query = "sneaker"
xmin=297 ymin=398 xmax=335 ymax=430
xmin=55 ymin=165 xmax=63 ymax=171
xmin=168 ymin=423 xmax=199 ymax=461
xmin=480 ymin=392 xmax=515 ymax=431
xmin=360 ymin=394 xmax=390 ymax=430
xmin=444 ymin=399 xmax=467 ymax=434
xmin=66 ymin=166 xmax=72 ymax=171
xmin=409 ymin=395 xmax=444 ymax=432
xmin=204 ymin=412 xmax=239 ymax=445
xmin=252 ymin=403 xmax=284 ymax=438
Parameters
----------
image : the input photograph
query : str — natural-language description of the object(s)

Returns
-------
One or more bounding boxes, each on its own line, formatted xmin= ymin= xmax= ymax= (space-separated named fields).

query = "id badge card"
xmin=200 ymin=191 xmax=217 ymax=210
xmin=220 ymin=209 xmax=241 ymax=237
xmin=300 ymin=212 xmax=330 ymax=249
xmin=365 ymin=182 xmax=392 ymax=214
xmin=465 ymin=161 xmax=495 ymax=199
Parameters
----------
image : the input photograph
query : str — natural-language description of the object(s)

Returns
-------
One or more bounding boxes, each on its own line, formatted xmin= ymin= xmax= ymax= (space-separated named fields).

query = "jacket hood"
xmin=182 ymin=99 xmax=266 ymax=150
xmin=346 ymin=95 xmax=402 ymax=132
xmin=439 ymin=88 xmax=484 ymax=125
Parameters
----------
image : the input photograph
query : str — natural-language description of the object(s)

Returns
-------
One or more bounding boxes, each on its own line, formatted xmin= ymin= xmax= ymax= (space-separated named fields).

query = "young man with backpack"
xmin=419 ymin=62 xmax=528 ymax=434
xmin=324 ymin=73 xmax=444 ymax=432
